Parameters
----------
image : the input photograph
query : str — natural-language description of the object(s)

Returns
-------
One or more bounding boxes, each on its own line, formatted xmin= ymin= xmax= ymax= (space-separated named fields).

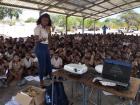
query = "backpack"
xmin=45 ymin=82 xmax=69 ymax=105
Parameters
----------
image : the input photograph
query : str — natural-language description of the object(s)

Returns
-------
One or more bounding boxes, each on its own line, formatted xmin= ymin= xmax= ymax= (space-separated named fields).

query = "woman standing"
xmin=34 ymin=13 xmax=52 ymax=88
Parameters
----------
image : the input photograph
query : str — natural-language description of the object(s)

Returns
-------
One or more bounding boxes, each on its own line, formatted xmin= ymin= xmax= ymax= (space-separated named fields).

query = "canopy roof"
xmin=0 ymin=0 xmax=140 ymax=20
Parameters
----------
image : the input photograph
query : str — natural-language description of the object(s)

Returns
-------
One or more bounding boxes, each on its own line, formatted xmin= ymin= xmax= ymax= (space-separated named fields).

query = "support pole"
xmin=94 ymin=20 xmax=96 ymax=35
xmin=82 ymin=18 xmax=86 ymax=34
xmin=66 ymin=15 xmax=68 ymax=35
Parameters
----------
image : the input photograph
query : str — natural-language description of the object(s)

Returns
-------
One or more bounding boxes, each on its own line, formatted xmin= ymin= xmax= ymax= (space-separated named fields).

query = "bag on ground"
xmin=45 ymin=82 xmax=69 ymax=105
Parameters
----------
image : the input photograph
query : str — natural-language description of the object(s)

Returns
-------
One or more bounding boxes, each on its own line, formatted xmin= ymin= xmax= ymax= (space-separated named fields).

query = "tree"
xmin=133 ymin=14 xmax=140 ymax=30
xmin=6 ymin=8 xmax=22 ymax=20
xmin=104 ymin=18 xmax=110 ymax=23
xmin=57 ymin=15 xmax=66 ymax=27
xmin=68 ymin=16 xmax=82 ymax=31
xmin=120 ymin=10 xmax=140 ymax=31
xmin=0 ymin=7 xmax=22 ymax=20
xmin=51 ymin=14 xmax=60 ymax=26
xmin=25 ymin=17 xmax=37 ymax=23
xmin=0 ymin=7 xmax=7 ymax=20
xmin=84 ymin=18 xmax=94 ymax=28
xmin=103 ymin=18 xmax=124 ymax=29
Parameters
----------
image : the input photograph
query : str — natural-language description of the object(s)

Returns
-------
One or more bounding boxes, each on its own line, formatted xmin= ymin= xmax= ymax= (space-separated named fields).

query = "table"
xmin=53 ymin=70 xmax=140 ymax=105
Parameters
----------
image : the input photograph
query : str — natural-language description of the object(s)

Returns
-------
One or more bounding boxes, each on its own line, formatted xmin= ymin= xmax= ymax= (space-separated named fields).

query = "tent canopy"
xmin=0 ymin=0 xmax=140 ymax=20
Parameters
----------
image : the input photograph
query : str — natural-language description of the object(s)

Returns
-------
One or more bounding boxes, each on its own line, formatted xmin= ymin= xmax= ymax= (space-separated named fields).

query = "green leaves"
xmin=25 ymin=17 xmax=37 ymax=23
xmin=120 ymin=10 xmax=140 ymax=31
xmin=0 ymin=7 xmax=7 ymax=20
xmin=0 ymin=7 xmax=22 ymax=20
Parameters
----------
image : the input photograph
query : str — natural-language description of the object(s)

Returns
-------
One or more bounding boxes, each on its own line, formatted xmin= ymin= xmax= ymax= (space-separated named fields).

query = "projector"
xmin=64 ymin=63 xmax=88 ymax=75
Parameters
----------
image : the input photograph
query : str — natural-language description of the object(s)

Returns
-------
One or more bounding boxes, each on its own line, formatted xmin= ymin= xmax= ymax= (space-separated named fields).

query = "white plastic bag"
xmin=5 ymin=97 xmax=20 ymax=105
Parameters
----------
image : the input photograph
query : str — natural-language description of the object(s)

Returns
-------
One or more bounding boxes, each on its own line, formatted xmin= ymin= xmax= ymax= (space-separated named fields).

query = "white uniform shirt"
xmin=22 ymin=58 xmax=33 ymax=68
xmin=5 ymin=52 xmax=14 ymax=60
xmin=51 ymin=57 xmax=63 ymax=68
xmin=34 ymin=25 xmax=49 ymax=44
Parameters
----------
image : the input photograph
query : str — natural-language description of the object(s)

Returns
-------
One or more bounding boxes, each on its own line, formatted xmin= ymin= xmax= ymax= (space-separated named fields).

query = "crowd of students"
xmin=0 ymin=33 xmax=140 ymax=86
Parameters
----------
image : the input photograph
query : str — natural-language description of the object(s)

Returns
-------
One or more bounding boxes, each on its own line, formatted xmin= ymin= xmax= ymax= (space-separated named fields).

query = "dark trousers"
xmin=35 ymin=43 xmax=52 ymax=80
xmin=103 ymin=30 xmax=106 ymax=34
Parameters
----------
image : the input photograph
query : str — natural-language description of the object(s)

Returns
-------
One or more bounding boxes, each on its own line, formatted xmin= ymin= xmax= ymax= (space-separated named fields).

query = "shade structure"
xmin=0 ymin=0 xmax=140 ymax=20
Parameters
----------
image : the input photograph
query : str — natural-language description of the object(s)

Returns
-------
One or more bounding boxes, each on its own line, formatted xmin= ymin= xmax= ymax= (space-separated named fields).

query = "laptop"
xmin=102 ymin=59 xmax=132 ymax=89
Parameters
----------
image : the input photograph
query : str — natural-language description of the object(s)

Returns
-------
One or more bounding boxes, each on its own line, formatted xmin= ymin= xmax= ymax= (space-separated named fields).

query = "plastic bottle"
xmin=46 ymin=93 xmax=51 ymax=104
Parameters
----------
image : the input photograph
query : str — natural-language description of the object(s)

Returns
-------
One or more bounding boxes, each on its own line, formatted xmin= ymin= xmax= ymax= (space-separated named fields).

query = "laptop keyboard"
xmin=102 ymin=78 xmax=129 ymax=87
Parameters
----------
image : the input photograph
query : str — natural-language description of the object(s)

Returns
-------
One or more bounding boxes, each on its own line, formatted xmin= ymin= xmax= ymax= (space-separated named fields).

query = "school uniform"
xmin=34 ymin=25 xmax=52 ymax=80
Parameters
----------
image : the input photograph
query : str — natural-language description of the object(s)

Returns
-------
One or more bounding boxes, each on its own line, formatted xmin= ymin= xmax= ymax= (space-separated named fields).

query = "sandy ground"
xmin=1 ymin=79 xmax=139 ymax=105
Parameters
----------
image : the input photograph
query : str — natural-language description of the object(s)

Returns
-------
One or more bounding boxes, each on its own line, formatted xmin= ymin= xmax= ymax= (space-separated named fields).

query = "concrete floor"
xmin=0 ymin=79 xmax=140 ymax=105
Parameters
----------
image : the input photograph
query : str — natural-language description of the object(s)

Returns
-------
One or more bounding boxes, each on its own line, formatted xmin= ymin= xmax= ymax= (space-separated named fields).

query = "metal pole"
xmin=71 ymin=81 xmax=74 ymax=98
xmin=51 ymin=76 xmax=54 ymax=105
xmin=83 ymin=84 xmax=86 ymax=105
xmin=82 ymin=18 xmax=85 ymax=34
xmin=97 ymin=89 xmax=102 ymax=105
xmin=94 ymin=20 xmax=96 ymax=35
xmin=66 ymin=15 xmax=68 ymax=35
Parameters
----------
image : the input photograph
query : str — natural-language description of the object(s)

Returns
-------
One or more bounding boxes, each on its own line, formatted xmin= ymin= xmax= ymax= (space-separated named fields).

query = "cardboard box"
xmin=15 ymin=86 xmax=45 ymax=105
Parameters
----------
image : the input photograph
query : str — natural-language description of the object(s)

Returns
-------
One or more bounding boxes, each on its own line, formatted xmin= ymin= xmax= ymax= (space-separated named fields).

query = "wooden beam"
xmin=19 ymin=0 xmax=79 ymax=14
xmin=69 ymin=0 xmax=109 ymax=16
xmin=46 ymin=0 xmax=67 ymax=10
xmin=93 ymin=0 xmax=138 ymax=15
xmin=97 ymin=5 xmax=140 ymax=20
xmin=108 ymin=1 xmax=125 ymax=12
xmin=85 ymin=0 xmax=138 ymax=18
xmin=0 ymin=2 xmax=91 ymax=18
xmin=0 ymin=0 xmax=139 ymax=21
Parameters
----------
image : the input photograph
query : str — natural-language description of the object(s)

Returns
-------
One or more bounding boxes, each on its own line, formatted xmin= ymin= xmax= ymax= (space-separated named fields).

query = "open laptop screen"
xmin=102 ymin=59 xmax=132 ymax=84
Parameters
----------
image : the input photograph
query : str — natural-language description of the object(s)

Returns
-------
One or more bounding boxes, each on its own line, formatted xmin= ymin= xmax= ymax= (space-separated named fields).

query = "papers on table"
xmin=99 ymin=81 xmax=116 ymax=86
xmin=24 ymin=76 xmax=46 ymax=82
xmin=24 ymin=76 xmax=34 ymax=81
xmin=52 ymin=69 xmax=58 ymax=72
xmin=0 ymin=76 xmax=7 ymax=79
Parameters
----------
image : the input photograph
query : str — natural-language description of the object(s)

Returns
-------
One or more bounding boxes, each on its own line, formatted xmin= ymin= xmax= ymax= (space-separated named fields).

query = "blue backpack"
xmin=45 ymin=82 xmax=69 ymax=105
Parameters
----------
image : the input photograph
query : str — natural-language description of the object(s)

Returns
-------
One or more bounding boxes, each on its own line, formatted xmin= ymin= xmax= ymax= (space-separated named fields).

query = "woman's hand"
xmin=41 ymin=37 xmax=47 ymax=41
xmin=39 ymin=37 xmax=47 ymax=42
xmin=46 ymin=26 xmax=51 ymax=33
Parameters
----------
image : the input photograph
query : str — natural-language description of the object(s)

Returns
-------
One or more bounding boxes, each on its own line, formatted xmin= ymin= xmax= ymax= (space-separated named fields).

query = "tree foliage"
xmin=120 ymin=10 xmax=140 ymax=31
xmin=0 ymin=7 xmax=22 ymax=20
xmin=84 ymin=18 xmax=94 ymax=28
xmin=0 ymin=7 xmax=7 ymax=20
xmin=25 ymin=17 xmax=37 ymax=23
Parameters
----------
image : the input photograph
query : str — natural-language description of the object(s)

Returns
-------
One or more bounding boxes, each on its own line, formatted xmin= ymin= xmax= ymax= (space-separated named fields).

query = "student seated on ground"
xmin=31 ymin=53 xmax=38 ymax=74
xmin=1 ymin=33 xmax=140 ymax=79
xmin=82 ymin=51 xmax=94 ymax=67
xmin=51 ymin=52 xmax=63 ymax=69
xmin=7 ymin=54 xmax=23 ymax=85
xmin=22 ymin=53 xmax=34 ymax=76
xmin=0 ymin=53 xmax=6 ymax=76
xmin=4 ymin=47 xmax=15 ymax=61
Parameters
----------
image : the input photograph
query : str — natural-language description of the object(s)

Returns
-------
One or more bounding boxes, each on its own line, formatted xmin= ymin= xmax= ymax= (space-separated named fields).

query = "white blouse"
xmin=51 ymin=57 xmax=63 ymax=68
xmin=34 ymin=25 xmax=49 ymax=44
xmin=22 ymin=57 xmax=33 ymax=69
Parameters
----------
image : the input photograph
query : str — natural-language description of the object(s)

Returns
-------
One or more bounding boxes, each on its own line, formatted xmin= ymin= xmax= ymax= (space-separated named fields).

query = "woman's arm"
xmin=34 ymin=26 xmax=41 ymax=43
xmin=34 ymin=26 xmax=45 ymax=42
